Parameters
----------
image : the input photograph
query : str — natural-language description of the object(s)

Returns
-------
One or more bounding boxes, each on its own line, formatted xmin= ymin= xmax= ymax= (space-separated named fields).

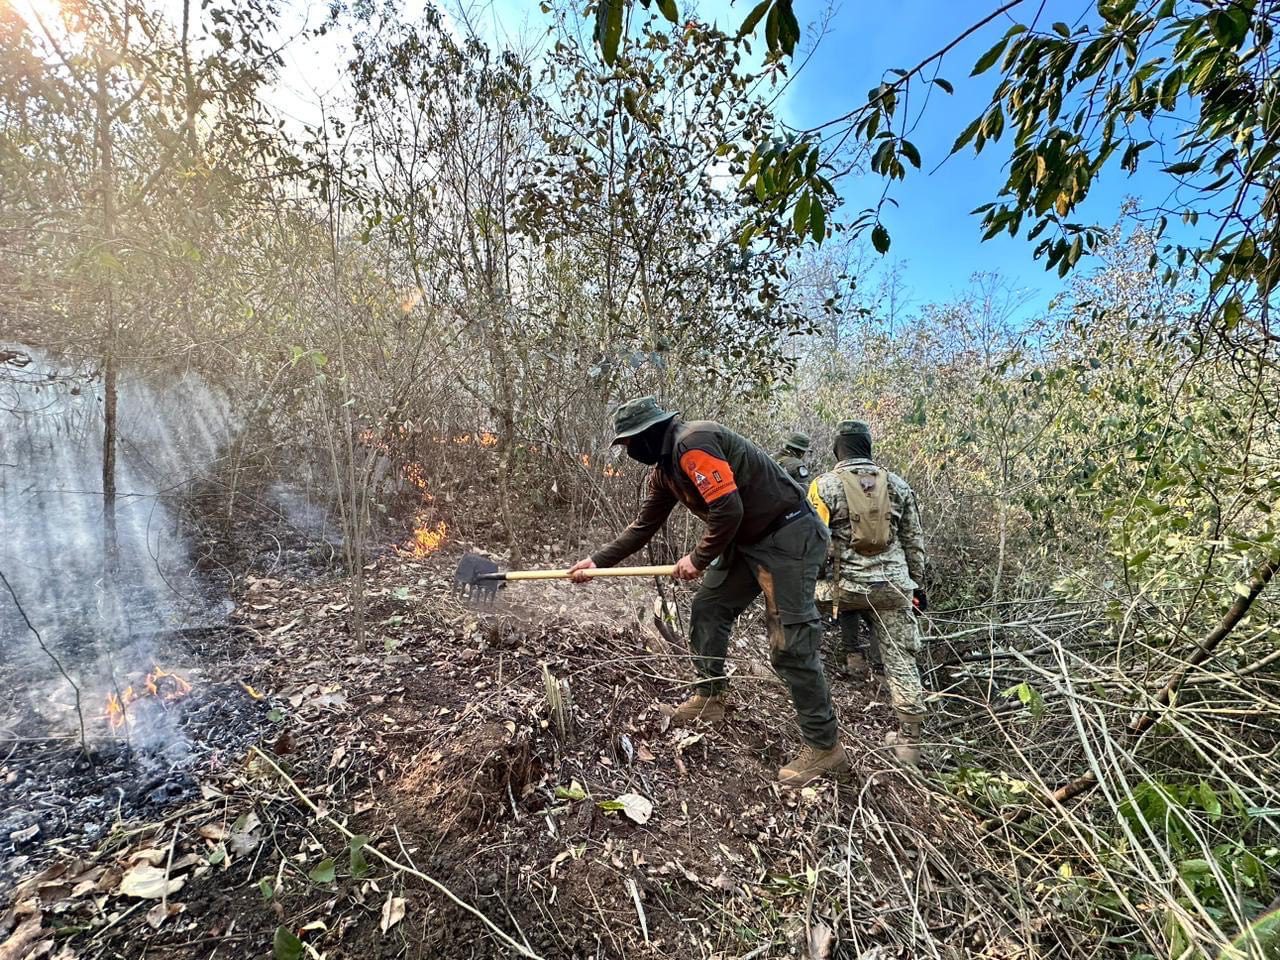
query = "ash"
xmin=0 ymin=673 xmax=268 ymax=893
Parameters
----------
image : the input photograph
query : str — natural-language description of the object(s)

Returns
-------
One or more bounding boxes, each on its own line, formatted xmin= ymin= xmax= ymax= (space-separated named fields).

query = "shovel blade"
xmin=453 ymin=553 xmax=501 ymax=604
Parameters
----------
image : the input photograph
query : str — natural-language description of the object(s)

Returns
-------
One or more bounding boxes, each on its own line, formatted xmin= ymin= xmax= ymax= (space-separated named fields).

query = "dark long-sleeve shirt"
xmin=592 ymin=419 xmax=807 ymax=570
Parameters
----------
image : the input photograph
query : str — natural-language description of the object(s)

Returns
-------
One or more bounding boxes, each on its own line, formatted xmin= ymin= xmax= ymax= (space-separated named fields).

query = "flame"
xmin=407 ymin=518 xmax=448 ymax=557
xmin=445 ymin=432 xmax=498 ymax=447
xmin=402 ymin=462 xmax=433 ymax=497
xmin=603 ymin=465 xmax=622 ymax=478
xmin=146 ymin=665 xmax=193 ymax=701
xmin=104 ymin=666 xmax=192 ymax=730
xmin=399 ymin=287 xmax=425 ymax=314
xmin=579 ymin=453 xmax=591 ymax=467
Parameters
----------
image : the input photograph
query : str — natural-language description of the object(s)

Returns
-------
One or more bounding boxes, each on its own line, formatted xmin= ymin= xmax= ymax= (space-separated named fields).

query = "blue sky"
xmin=16 ymin=0 xmax=1184 ymax=319
xmin=761 ymin=0 xmax=1185 ymax=317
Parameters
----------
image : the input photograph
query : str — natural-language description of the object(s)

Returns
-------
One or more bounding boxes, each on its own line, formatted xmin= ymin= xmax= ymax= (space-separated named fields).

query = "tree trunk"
xmin=95 ymin=53 xmax=119 ymax=582
xmin=339 ymin=348 xmax=367 ymax=649
xmin=498 ymin=410 xmax=521 ymax=569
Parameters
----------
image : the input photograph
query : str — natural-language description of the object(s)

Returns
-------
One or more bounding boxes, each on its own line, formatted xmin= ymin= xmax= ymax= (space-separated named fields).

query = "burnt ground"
xmin=1 ymin=550 xmax=1052 ymax=960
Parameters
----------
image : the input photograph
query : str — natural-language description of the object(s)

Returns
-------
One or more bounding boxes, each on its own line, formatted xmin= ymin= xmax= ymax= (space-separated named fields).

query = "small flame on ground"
xmin=407 ymin=518 xmax=448 ymax=557
xmin=449 ymin=432 xmax=499 ymax=447
xmin=402 ymin=462 xmax=434 ymax=498
xmin=104 ymin=665 xmax=193 ymax=730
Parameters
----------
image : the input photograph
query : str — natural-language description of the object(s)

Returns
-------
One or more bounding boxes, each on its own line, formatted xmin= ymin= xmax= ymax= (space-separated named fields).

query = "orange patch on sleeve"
xmin=679 ymin=449 xmax=738 ymax=502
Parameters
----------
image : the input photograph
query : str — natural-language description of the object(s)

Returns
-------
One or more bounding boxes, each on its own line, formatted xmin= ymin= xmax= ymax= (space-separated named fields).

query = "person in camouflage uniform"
xmin=774 ymin=432 xmax=813 ymax=485
xmin=807 ymin=420 xmax=930 ymax=764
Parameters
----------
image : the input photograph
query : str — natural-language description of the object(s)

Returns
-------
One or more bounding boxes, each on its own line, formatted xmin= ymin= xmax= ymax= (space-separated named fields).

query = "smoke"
xmin=0 ymin=345 xmax=237 ymax=728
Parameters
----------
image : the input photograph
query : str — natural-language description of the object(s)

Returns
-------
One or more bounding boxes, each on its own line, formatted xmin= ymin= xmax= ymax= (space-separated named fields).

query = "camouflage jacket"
xmin=807 ymin=457 xmax=926 ymax=601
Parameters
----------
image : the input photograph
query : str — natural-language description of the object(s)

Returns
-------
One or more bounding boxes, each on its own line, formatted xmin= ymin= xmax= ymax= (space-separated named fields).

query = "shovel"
xmin=453 ymin=553 xmax=676 ymax=605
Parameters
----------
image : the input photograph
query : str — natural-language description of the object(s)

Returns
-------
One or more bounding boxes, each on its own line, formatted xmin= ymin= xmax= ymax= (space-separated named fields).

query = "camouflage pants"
xmin=834 ymin=583 xmax=926 ymax=717
xmin=688 ymin=514 xmax=839 ymax=748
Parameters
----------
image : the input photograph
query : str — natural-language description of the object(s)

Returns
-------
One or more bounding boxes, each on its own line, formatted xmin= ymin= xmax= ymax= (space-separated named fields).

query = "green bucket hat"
xmin=783 ymin=431 xmax=811 ymax=454
xmin=610 ymin=395 xmax=678 ymax=445
xmin=835 ymin=419 xmax=872 ymax=439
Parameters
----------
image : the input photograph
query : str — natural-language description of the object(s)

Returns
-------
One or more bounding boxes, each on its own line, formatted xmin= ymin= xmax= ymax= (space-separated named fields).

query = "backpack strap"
xmin=834 ymin=469 xmax=867 ymax=528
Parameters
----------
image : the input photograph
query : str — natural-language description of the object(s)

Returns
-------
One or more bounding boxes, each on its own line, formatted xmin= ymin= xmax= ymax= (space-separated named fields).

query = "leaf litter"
xmin=0 ymin=551 xmax=1058 ymax=960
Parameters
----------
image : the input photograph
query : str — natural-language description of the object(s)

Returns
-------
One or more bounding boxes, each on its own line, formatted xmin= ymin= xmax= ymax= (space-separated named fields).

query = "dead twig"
xmin=0 ymin=565 xmax=89 ymax=758
xmin=248 ymin=746 xmax=543 ymax=959
xmin=984 ymin=547 xmax=1280 ymax=831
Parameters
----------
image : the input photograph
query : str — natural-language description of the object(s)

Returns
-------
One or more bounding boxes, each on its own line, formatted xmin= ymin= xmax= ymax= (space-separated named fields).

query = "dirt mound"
xmin=399 ymin=721 xmax=542 ymax=832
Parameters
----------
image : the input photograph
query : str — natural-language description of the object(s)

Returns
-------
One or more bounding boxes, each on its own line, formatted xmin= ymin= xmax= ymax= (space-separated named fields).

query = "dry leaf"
xmin=600 ymin=793 xmax=653 ymax=825
xmin=807 ymin=921 xmax=836 ymax=959
xmin=8 ymin=825 xmax=38 ymax=845
xmin=127 ymin=848 xmax=167 ymax=867
xmin=144 ymin=901 xmax=185 ymax=929
xmin=636 ymin=743 xmax=655 ymax=762
xmin=228 ymin=832 xmax=260 ymax=858
xmin=709 ymin=872 xmax=740 ymax=896
xmin=117 ymin=864 xmax=185 ymax=900
xmin=306 ymin=690 xmax=348 ymax=712
xmin=95 ymin=868 xmax=121 ymax=893
xmin=379 ymin=894 xmax=406 ymax=933
xmin=0 ymin=913 xmax=42 ymax=960
xmin=328 ymin=746 xmax=348 ymax=770
xmin=272 ymin=730 xmax=296 ymax=755
xmin=270 ymin=618 xmax=299 ymax=637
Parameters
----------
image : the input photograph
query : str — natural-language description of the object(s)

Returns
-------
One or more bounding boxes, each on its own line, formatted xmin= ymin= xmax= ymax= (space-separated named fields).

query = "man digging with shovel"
xmin=567 ymin=397 xmax=851 ymax=788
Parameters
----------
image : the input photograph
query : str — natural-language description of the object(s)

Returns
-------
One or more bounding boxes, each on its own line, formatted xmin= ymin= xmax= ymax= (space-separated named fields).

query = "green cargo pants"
xmin=688 ymin=513 xmax=839 ymax=749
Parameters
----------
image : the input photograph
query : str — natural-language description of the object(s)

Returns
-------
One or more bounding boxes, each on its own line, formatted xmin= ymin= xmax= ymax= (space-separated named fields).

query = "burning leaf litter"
xmin=103 ymin=664 xmax=194 ymax=731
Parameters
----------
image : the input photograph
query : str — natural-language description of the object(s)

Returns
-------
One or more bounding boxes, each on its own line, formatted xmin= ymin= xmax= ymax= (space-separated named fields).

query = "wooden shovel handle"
xmin=502 ymin=564 xmax=677 ymax=581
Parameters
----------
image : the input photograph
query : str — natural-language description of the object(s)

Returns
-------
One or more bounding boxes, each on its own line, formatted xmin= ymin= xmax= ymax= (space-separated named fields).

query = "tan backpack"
xmin=835 ymin=466 xmax=892 ymax=556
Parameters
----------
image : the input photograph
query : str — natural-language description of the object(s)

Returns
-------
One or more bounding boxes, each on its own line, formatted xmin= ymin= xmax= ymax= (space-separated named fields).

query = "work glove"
xmin=912 ymin=588 xmax=928 ymax=612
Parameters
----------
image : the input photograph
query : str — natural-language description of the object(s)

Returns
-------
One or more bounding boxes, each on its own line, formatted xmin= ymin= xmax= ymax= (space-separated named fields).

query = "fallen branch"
xmin=248 ymin=746 xmax=542 ymax=960
xmin=984 ymin=548 xmax=1280 ymax=831
xmin=0 ymin=565 xmax=88 ymax=757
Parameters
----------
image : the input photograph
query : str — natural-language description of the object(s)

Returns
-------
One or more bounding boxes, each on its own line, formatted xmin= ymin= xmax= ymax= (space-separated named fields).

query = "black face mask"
xmin=834 ymin=434 xmax=872 ymax=461
xmin=625 ymin=423 xmax=667 ymax=465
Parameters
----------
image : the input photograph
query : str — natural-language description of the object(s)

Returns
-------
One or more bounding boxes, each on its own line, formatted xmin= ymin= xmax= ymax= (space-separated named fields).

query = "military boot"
xmin=884 ymin=710 xmax=925 ymax=765
xmin=843 ymin=651 xmax=868 ymax=677
xmin=670 ymin=694 xmax=725 ymax=726
xmin=778 ymin=742 xmax=850 ymax=787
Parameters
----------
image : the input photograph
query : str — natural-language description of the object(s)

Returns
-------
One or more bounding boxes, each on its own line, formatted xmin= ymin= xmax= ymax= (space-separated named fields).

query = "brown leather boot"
xmin=670 ymin=694 xmax=725 ymax=726
xmin=885 ymin=710 xmax=925 ymax=765
xmin=778 ymin=742 xmax=850 ymax=787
